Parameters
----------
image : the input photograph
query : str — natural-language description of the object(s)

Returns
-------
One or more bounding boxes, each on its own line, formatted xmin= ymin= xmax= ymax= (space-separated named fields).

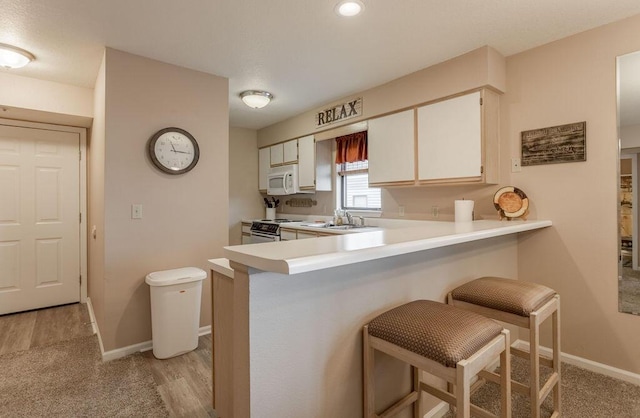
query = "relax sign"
xmin=315 ymin=98 xmax=362 ymax=128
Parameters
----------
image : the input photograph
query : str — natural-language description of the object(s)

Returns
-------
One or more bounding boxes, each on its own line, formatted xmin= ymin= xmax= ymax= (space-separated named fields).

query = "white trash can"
xmin=145 ymin=267 xmax=207 ymax=359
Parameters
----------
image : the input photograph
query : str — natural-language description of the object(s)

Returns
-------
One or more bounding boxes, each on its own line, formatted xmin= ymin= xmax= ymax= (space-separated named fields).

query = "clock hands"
xmin=168 ymin=139 xmax=191 ymax=154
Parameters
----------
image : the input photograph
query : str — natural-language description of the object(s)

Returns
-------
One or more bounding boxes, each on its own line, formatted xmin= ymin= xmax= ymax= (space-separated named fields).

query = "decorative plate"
xmin=494 ymin=186 xmax=529 ymax=220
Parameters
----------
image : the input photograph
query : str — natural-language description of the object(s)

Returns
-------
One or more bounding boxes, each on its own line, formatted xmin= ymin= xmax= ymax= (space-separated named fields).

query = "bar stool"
xmin=448 ymin=277 xmax=561 ymax=418
xmin=363 ymin=300 xmax=511 ymax=418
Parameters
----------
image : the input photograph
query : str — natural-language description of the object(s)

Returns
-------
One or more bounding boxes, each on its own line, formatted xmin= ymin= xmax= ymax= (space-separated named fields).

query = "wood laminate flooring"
xmin=0 ymin=303 xmax=215 ymax=417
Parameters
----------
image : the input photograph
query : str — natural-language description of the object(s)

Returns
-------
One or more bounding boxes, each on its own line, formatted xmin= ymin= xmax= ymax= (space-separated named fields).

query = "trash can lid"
xmin=145 ymin=267 xmax=207 ymax=287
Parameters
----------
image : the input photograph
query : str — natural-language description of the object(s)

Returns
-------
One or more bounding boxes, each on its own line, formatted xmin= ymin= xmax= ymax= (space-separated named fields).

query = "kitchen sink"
xmin=325 ymin=224 xmax=373 ymax=230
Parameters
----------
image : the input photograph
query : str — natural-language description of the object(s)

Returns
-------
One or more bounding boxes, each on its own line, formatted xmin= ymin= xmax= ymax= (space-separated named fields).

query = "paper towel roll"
xmin=455 ymin=200 xmax=474 ymax=222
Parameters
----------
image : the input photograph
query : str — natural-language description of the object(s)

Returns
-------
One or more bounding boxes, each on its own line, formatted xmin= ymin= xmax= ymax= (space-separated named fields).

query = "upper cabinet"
xmin=269 ymin=139 xmax=298 ymax=167
xmin=368 ymin=109 xmax=415 ymax=186
xmin=283 ymin=140 xmax=298 ymax=164
xmin=368 ymin=88 xmax=500 ymax=187
xmin=258 ymin=135 xmax=332 ymax=193
xmin=417 ymin=91 xmax=481 ymax=182
xmin=299 ymin=135 xmax=332 ymax=192
xmin=258 ymin=147 xmax=270 ymax=192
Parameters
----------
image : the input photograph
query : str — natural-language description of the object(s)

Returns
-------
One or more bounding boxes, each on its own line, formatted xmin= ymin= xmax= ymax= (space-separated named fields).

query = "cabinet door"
xmin=280 ymin=229 xmax=297 ymax=241
xmin=298 ymin=135 xmax=315 ymax=189
xmin=368 ymin=109 xmax=415 ymax=185
xmin=417 ymin=92 xmax=481 ymax=182
xmin=283 ymin=139 xmax=298 ymax=164
xmin=296 ymin=231 xmax=318 ymax=239
xmin=270 ymin=143 xmax=284 ymax=166
xmin=258 ymin=147 xmax=270 ymax=191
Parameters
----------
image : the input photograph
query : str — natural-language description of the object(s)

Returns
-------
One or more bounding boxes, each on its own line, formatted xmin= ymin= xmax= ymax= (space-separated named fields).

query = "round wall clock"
xmin=148 ymin=127 xmax=200 ymax=174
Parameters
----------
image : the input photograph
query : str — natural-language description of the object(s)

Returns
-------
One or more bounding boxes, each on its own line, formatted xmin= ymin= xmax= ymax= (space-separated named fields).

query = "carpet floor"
xmin=443 ymin=356 xmax=640 ymax=417
xmin=0 ymin=334 xmax=169 ymax=417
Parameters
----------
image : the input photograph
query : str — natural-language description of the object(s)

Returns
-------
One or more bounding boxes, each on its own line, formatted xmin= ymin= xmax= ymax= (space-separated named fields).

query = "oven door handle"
xmin=250 ymin=231 xmax=278 ymax=239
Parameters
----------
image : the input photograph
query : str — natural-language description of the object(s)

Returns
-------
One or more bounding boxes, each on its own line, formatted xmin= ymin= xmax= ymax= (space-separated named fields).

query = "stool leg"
xmin=500 ymin=330 xmax=512 ymax=418
xmin=363 ymin=326 xmax=376 ymax=418
xmin=412 ymin=366 xmax=421 ymax=418
xmin=529 ymin=312 xmax=541 ymax=418
xmin=455 ymin=362 xmax=470 ymax=418
xmin=552 ymin=297 xmax=561 ymax=416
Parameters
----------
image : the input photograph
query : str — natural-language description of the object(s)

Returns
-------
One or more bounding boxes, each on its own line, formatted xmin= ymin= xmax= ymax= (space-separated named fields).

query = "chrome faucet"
xmin=357 ymin=216 xmax=366 ymax=226
xmin=345 ymin=211 xmax=353 ymax=225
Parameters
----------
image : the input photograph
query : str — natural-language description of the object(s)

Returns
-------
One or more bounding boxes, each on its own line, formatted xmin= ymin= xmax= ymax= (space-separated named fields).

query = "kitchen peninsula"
xmin=209 ymin=219 xmax=551 ymax=418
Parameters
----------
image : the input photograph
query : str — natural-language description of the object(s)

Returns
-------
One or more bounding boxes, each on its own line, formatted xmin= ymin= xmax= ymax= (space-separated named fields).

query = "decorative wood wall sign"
xmin=521 ymin=121 xmax=586 ymax=166
xmin=315 ymin=97 xmax=362 ymax=128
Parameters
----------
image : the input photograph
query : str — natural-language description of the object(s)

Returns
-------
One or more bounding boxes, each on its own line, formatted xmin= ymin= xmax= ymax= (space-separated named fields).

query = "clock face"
xmin=148 ymin=128 xmax=199 ymax=174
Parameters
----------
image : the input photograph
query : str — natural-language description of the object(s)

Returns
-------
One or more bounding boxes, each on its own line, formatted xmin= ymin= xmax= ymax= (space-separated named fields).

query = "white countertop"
xmin=218 ymin=219 xmax=552 ymax=275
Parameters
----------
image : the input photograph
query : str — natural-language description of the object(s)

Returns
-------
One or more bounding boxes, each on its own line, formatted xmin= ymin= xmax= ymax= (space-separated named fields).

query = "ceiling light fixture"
xmin=335 ymin=0 xmax=364 ymax=17
xmin=0 ymin=43 xmax=35 ymax=69
xmin=240 ymin=90 xmax=274 ymax=109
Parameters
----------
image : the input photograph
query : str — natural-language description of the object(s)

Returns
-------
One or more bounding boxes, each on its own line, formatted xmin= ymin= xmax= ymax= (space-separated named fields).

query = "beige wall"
xmin=0 ymin=71 xmax=93 ymax=127
xmin=88 ymin=53 xmax=107 ymax=334
xmin=99 ymin=48 xmax=229 ymax=351
xmin=506 ymin=14 xmax=640 ymax=374
xmin=229 ymin=127 xmax=264 ymax=245
xmin=621 ymin=123 xmax=640 ymax=149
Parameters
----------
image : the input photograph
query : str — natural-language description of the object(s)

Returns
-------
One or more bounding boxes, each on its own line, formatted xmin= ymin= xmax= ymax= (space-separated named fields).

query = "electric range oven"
xmin=249 ymin=219 xmax=294 ymax=243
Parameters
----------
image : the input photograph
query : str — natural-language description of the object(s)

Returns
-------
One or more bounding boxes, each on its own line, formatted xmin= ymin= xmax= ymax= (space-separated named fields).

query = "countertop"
xmin=215 ymin=219 xmax=552 ymax=275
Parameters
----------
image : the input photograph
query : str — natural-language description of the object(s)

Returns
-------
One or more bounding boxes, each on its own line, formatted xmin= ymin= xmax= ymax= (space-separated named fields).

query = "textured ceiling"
xmin=2 ymin=0 xmax=640 ymax=129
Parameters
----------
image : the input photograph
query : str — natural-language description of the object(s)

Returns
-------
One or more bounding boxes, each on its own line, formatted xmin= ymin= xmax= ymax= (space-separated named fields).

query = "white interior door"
xmin=0 ymin=124 xmax=80 ymax=315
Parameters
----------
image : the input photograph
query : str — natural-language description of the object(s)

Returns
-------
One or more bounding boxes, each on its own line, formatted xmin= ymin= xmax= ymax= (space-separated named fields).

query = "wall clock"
xmin=148 ymin=127 xmax=200 ymax=174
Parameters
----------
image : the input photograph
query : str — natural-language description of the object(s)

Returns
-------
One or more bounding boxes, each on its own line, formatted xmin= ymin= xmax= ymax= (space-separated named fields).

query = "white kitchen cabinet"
xmin=298 ymin=135 xmax=332 ymax=192
xmin=258 ymin=147 xmax=270 ymax=192
xmin=417 ymin=89 xmax=499 ymax=185
xmin=280 ymin=228 xmax=298 ymax=241
xmin=367 ymin=109 xmax=415 ymax=186
xmin=283 ymin=139 xmax=298 ymax=164
xmin=241 ymin=222 xmax=252 ymax=244
xmin=270 ymin=139 xmax=298 ymax=167
xmin=296 ymin=231 xmax=318 ymax=239
xmin=368 ymin=88 xmax=499 ymax=187
xmin=270 ymin=143 xmax=284 ymax=166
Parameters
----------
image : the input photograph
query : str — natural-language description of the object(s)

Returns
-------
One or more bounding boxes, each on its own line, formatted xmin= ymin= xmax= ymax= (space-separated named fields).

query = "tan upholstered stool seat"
xmin=364 ymin=300 xmax=512 ymax=418
xmin=368 ymin=300 xmax=503 ymax=368
xmin=450 ymin=276 xmax=556 ymax=317
xmin=448 ymin=277 xmax=561 ymax=418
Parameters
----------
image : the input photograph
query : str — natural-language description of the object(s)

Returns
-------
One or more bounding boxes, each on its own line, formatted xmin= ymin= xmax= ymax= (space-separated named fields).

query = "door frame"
xmin=0 ymin=117 xmax=87 ymax=302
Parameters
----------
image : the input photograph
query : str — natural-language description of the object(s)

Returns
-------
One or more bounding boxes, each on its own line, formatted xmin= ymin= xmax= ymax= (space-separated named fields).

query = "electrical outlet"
xmin=431 ymin=206 xmax=439 ymax=218
xmin=398 ymin=206 xmax=405 ymax=217
xmin=131 ymin=204 xmax=143 ymax=219
xmin=511 ymin=158 xmax=522 ymax=173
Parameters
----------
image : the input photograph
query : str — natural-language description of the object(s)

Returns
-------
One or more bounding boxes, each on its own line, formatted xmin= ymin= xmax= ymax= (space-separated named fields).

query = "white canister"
xmin=454 ymin=200 xmax=474 ymax=222
xmin=266 ymin=207 xmax=276 ymax=220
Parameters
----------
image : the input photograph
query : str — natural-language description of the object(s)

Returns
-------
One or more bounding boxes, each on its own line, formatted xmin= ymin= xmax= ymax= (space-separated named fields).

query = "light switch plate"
xmin=132 ymin=204 xmax=143 ymax=219
xmin=511 ymin=158 xmax=522 ymax=173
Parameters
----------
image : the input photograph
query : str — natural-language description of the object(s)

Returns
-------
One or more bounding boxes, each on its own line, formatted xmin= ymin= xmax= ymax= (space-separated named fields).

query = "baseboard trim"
xmin=100 ymin=325 xmax=212 ymax=362
xmin=85 ymin=297 xmax=105 ymax=356
xmin=513 ymin=339 xmax=640 ymax=386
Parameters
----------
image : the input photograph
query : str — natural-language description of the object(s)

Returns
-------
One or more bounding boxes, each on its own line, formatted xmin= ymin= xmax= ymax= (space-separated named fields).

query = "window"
xmin=338 ymin=160 xmax=381 ymax=210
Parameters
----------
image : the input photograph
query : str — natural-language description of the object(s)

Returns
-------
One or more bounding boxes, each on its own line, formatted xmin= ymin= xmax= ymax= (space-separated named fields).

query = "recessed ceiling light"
xmin=0 ymin=43 xmax=35 ymax=69
xmin=335 ymin=0 xmax=364 ymax=17
xmin=240 ymin=90 xmax=274 ymax=109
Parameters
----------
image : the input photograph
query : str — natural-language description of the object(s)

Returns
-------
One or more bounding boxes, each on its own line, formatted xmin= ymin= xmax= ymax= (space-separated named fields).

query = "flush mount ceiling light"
xmin=240 ymin=90 xmax=274 ymax=109
xmin=0 ymin=43 xmax=35 ymax=69
xmin=335 ymin=0 xmax=364 ymax=17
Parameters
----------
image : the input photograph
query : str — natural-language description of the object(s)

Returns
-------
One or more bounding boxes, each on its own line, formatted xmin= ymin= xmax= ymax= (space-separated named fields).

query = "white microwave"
xmin=267 ymin=164 xmax=300 ymax=195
